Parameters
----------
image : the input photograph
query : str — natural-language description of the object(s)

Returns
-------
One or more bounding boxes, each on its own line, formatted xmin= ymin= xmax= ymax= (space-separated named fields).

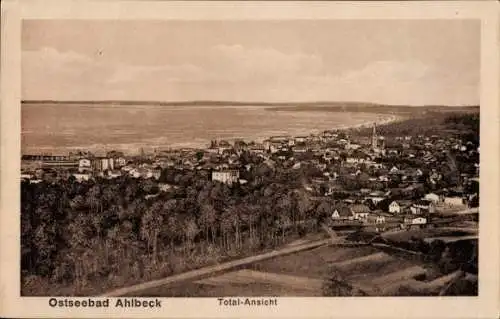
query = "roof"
xmin=350 ymin=204 xmax=371 ymax=214
xmin=414 ymin=199 xmax=432 ymax=206
xmin=369 ymin=191 xmax=385 ymax=197
xmin=333 ymin=206 xmax=353 ymax=217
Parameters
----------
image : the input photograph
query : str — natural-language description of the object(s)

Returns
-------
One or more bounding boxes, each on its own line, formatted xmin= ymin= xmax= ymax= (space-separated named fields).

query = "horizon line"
xmin=21 ymin=99 xmax=479 ymax=108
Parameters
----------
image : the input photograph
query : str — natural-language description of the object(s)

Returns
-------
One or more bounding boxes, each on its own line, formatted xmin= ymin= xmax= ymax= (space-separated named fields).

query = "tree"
xmin=220 ymin=207 xmax=236 ymax=251
xmin=199 ymin=204 xmax=218 ymax=244
xmin=86 ymin=185 xmax=102 ymax=214
xmin=164 ymin=211 xmax=181 ymax=252
xmin=322 ymin=268 xmax=363 ymax=296
xmin=316 ymin=199 xmax=334 ymax=225
xmin=293 ymin=190 xmax=313 ymax=229
xmin=140 ymin=208 xmax=163 ymax=264
xmin=183 ymin=217 xmax=200 ymax=251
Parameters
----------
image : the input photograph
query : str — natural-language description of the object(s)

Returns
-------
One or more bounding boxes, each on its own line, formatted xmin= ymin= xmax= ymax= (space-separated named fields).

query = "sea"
xmin=21 ymin=103 xmax=389 ymax=155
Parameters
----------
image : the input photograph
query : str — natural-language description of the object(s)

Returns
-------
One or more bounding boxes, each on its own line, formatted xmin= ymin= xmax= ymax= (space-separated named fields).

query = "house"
xmin=92 ymin=157 xmax=114 ymax=172
xmin=411 ymin=199 xmax=436 ymax=214
xmin=249 ymin=144 xmax=266 ymax=154
xmin=424 ymin=193 xmax=442 ymax=204
xmin=269 ymin=135 xmax=293 ymax=146
xmin=294 ymin=136 xmax=308 ymax=143
xmin=404 ymin=215 xmax=427 ymax=226
xmin=366 ymin=196 xmax=385 ymax=205
xmin=350 ymin=204 xmax=371 ymax=220
xmin=206 ymin=147 xmax=219 ymax=154
xmin=130 ymin=167 xmax=152 ymax=179
xmin=443 ymin=196 xmax=466 ymax=207
xmin=293 ymin=146 xmax=309 ymax=153
xmin=107 ymin=170 xmax=122 ymax=179
xmin=389 ymin=166 xmax=400 ymax=174
xmin=388 ymin=201 xmax=402 ymax=214
xmin=331 ymin=206 xmax=354 ymax=221
xmin=158 ymin=183 xmax=173 ymax=192
xmin=20 ymin=173 xmax=33 ymax=181
xmin=152 ymin=167 xmax=162 ymax=180
xmin=366 ymin=213 xmax=386 ymax=224
xmin=72 ymin=173 xmax=91 ymax=182
xmin=212 ymin=170 xmax=240 ymax=185
xmin=113 ymin=157 xmax=127 ymax=168
xmin=378 ymin=175 xmax=389 ymax=182
xmin=78 ymin=158 xmax=92 ymax=172
xmin=345 ymin=143 xmax=361 ymax=150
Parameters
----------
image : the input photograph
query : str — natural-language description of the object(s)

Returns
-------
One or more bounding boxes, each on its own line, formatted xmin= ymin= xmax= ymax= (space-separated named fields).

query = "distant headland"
xmin=21 ymin=99 xmax=479 ymax=114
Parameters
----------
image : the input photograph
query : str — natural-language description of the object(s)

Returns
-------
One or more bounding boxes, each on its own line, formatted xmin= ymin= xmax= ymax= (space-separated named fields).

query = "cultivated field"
xmin=127 ymin=241 xmax=475 ymax=297
xmin=382 ymin=228 xmax=476 ymax=243
xmin=250 ymin=246 xmax=380 ymax=279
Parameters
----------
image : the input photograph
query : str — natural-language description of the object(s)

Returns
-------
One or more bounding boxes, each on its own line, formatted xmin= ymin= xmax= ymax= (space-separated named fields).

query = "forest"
xmin=21 ymin=160 xmax=327 ymax=295
xmin=351 ymin=110 xmax=479 ymax=141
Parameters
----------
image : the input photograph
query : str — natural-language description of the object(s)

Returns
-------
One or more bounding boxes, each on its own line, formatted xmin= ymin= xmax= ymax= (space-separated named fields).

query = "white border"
xmin=1 ymin=1 xmax=499 ymax=318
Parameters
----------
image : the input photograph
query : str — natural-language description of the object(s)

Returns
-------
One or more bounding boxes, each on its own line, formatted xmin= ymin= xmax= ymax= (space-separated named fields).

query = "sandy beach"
xmin=21 ymin=103 xmax=404 ymax=155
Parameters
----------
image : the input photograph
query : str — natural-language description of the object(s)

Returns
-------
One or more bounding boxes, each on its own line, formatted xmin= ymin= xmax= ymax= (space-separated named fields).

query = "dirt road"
xmin=100 ymin=238 xmax=337 ymax=297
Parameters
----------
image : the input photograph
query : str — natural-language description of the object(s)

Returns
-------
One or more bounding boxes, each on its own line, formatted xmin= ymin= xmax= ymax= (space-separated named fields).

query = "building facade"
xmin=212 ymin=170 xmax=240 ymax=185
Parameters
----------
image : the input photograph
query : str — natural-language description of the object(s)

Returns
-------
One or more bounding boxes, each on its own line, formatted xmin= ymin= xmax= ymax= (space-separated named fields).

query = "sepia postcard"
xmin=1 ymin=0 xmax=499 ymax=318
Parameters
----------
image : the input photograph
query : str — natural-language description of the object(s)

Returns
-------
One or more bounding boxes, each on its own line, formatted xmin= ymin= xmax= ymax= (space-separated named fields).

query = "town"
xmin=20 ymin=111 xmax=479 ymax=296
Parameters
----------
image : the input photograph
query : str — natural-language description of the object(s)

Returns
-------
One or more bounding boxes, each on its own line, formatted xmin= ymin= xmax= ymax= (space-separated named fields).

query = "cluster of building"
xmin=21 ymin=122 xmax=479 ymax=233
xmin=21 ymin=151 xmax=161 ymax=183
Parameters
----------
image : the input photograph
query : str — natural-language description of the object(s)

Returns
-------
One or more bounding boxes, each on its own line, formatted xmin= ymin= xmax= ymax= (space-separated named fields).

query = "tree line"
xmin=21 ymin=161 xmax=326 ymax=295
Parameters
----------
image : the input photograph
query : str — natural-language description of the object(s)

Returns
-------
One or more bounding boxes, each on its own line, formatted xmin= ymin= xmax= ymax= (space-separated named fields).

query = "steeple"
xmin=371 ymin=122 xmax=378 ymax=149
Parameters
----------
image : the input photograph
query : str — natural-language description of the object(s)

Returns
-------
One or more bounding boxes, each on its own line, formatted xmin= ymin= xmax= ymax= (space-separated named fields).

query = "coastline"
xmin=21 ymin=113 xmax=405 ymax=156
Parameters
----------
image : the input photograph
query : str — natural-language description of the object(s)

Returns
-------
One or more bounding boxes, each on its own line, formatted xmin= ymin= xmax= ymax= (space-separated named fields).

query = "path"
xmin=100 ymin=238 xmax=336 ymax=297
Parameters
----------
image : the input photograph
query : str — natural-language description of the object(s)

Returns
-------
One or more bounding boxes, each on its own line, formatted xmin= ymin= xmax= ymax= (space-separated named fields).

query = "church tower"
xmin=371 ymin=123 xmax=378 ymax=149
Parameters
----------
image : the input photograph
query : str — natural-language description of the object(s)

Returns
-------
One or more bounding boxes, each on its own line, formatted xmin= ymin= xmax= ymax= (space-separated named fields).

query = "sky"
xmin=22 ymin=19 xmax=480 ymax=105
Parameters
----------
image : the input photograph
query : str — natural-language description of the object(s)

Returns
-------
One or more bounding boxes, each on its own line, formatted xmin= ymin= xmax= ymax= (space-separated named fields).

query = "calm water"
xmin=22 ymin=103 xmax=387 ymax=155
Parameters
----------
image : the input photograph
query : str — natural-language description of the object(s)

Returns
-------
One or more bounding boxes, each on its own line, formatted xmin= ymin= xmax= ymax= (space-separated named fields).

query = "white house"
xmin=350 ymin=204 xmax=371 ymax=220
xmin=212 ymin=170 xmax=240 ymax=185
xmin=444 ymin=196 xmax=466 ymax=207
xmin=405 ymin=216 xmax=427 ymax=225
xmin=424 ymin=193 xmax=441 ymax=203
xmin=331 ymin=206 xmax=354 ymax=221
xmin=107 ymin=170 xmax=122 ymax=179
xmin=114 ymin=157 xmax=127 ymax=168
xmin=92 ymin=157 xmax=114 ymax=172
xmin=368 ymin=197 xmax=385 ymax=205
xmin=367 ymin=214 xmax=386 ymax=224
xmin=388 ymin=201 xmax=402 ymax=214
xmin=72 ymin=173 xmax=91 ymax=182
xmin=375 ymin=215 xmax=386 ymax=224
xmin=294 ymin=136 xmax=308 ymax=143
xmin=78 ymin=158 xmax=92 ymax=172
xmin=293 ymin=146 xmax=308 ymax=153
xmin=21 ymin=173 xmax=33 ymax=180
xmin=411 ymin=217 xmax=427 ymax=225
xmin=158 ymin=183 xmax=173 ymax=192
xmin=345 ymin=143 xmax=361 ymax=150
xmin=379 ymin=175 xmax=389 ymax=182
xmin=129 ymin=168 xmax=152 ymax=179
xmin=411 ymin=199 xmax=436 ymax=214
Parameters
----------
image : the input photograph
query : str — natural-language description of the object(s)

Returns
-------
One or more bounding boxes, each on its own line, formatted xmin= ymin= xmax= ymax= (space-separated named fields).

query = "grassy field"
xmin=250 ymin=246 xmax=380 ymax=279
xmin=382 ymin=228 xmax=475 ymax=243
xmin=128 ymin=243 xmax=459 ymax=297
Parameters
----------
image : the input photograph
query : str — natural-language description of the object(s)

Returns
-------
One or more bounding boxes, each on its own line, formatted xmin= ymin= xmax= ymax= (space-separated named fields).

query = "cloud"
xmin=22 ymin=48 xmax=110 ymax=100
xmin=22 ymin=46 xmax=478 ymax=105
xmin=106 ymin=64 xmax=204 ymax=84
xmin=207 ymin=44 xmax=324 ymax=80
